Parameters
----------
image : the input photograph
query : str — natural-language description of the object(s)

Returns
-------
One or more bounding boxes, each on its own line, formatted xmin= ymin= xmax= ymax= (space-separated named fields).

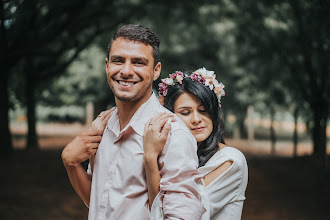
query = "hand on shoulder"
xmin=62 ymin=129 xmax=103 ymax=167
xmin=91 ymin=107 xmax=116 ymax=132
xmin=143 ymin=112 xmax=176 ymax=159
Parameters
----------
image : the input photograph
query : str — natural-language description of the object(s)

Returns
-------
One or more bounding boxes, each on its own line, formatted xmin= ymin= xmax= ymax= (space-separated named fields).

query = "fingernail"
xmin=167 ymin=118 xmax=172 ymax=125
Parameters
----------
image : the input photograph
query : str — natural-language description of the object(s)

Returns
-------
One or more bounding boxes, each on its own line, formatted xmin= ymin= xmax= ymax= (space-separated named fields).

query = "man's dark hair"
xmin=108 ymin=24 xmax=160 ymax=66
xmin=163 ymin=71 xmax=226 ymax=167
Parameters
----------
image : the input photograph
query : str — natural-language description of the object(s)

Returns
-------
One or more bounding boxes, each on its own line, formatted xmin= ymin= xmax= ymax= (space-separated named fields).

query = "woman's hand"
xmin=91 ymin=107 xmax=116 ymax=132
xmin=143 ymin=112 xmax=176 ymax=159
xmin=143 ymin=112 xmax=175 ymax=208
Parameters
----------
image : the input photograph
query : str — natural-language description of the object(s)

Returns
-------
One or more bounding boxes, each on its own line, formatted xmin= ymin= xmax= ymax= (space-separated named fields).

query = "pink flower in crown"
xmin=158 ymin=82 xmax=166 ymax=90
xmin=199 ymin=76 xmax=205 ymax=84
xmin=158 ymin=82 xmax=168 ymax=96
xmin=175 ymin=71 xmax=184 ymax=77
xmin=162 ymin=88 xmax=168 ymax=96
xmin=176 ymin=73 xmax=183 ymax=84
xmin=169 ymin=73 xmax=176 ymax=79
xmin=191 ymin=73 xmax=199 ymax=81
xmin=158 ymin=68 xmax=225 ymax=108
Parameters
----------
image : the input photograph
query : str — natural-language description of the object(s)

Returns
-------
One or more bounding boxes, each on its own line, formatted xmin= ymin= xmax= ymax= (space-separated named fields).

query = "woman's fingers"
xmin=160 ymin=118 xmax=172 ymax=139
xmin=147 ymin=112 xmax=166 ymax=127
xmin=148 ymin=113 xmax=174 ymax=130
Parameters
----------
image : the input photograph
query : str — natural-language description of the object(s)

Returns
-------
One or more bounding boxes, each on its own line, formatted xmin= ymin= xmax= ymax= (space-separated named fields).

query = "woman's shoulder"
xmin=210 ymin=146 xmax=247 ymax=169
xmin=215 ymin=145 xmax=245 ymax=160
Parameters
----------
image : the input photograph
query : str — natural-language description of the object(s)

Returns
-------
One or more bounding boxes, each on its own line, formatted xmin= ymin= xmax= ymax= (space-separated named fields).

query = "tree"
xmin=1 ymin=0 xmax=155 ymax=152
xmin=233 ymin=0 xmax=330 ymax=167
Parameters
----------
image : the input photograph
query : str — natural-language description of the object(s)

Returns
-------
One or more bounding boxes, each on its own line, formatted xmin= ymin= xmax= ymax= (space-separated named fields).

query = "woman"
xmin=93 ymin=68 xmax=248 ymax=219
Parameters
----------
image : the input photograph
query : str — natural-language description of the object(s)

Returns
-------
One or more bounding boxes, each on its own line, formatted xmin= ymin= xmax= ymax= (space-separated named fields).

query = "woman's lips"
xmin=191 ymin=127 xmax=205 ymax=132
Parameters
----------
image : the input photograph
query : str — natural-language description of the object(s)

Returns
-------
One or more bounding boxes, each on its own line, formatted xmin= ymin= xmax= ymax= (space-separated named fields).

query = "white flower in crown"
xmin=162 ymin=77 xmax=174 ymax=85
xmin=195 ymin=67 xmax=214 ymax=78
xmin=214 ymin=82 xmax=225 ymax=100
xmin=159 ymin=68 xmax=225 ymax=108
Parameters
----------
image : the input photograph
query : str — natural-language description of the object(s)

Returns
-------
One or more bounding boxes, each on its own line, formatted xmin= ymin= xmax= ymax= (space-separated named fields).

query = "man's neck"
xmin=115 ymin=92 xmax=153 ymax=130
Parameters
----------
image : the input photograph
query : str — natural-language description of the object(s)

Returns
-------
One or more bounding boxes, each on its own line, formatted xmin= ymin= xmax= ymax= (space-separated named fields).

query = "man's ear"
xmin=105 ymin=58 xmax=109 ymax=67
xmin=153 ymin=62 xmax=161 ymax=81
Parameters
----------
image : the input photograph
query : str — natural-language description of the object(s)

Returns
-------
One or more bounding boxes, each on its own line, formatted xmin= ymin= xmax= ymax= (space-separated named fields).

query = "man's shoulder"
xmin=170 ymin=115 xmax=191 ymax=133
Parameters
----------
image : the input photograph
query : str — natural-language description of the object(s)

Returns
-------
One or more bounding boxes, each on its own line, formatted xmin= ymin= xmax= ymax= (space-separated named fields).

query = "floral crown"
xmin=158 ymin=67 xmax=225 ymax=107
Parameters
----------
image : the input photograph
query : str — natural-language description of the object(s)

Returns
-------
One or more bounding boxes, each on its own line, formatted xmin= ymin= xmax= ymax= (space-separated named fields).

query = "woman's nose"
xmin=191 ymin=111 xmax=202 ymax=124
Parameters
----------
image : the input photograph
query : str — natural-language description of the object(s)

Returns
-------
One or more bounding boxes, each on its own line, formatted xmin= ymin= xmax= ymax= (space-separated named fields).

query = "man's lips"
xmin=117 ymin=80 xmax=138 ymax=86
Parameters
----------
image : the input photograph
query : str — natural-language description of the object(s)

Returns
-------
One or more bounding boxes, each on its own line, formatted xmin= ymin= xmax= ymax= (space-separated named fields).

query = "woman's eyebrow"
xmin=176 ymin=106 xmax=192 ymax=110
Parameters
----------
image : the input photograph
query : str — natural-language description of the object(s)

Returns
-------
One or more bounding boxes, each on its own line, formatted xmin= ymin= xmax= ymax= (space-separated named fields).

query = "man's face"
xmin=105 ymin=37 xmax=161 ymax=103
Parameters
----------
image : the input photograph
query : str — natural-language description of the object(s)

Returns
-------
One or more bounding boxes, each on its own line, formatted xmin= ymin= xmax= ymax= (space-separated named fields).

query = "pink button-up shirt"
xmin=87 ymin=93 xmax=204 ymax=220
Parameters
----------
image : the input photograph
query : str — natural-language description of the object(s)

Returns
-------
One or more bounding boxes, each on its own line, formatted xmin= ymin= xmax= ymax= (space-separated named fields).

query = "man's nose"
xmin=120 ymin=63 xmax=133 ymax=78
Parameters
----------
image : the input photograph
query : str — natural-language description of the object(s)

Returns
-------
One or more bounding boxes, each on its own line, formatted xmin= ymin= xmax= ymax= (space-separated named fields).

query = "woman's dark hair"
xmin=163 ymin=71 xmax=225 ymax=167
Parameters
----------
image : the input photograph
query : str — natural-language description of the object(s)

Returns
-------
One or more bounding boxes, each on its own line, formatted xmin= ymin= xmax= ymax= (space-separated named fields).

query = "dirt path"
xmin=1 ymin=132 xmax=330 ymax=219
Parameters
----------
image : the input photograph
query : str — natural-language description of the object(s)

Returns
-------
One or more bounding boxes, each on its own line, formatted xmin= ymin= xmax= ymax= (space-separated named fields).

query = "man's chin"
xmin=116 ymin=96 xmax=135 ymax=102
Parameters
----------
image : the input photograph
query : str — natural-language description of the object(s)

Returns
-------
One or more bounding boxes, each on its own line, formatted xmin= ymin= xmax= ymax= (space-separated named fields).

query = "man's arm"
xmin=61 ymin=129 xmax=102 ymax=206
xmin=159 ymin=128 xmax=204 ymax=220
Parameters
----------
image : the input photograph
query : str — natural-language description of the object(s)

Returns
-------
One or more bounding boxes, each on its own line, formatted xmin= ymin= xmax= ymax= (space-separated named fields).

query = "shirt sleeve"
xmin=87 ymin=162 xmax=92 ymax=175
xmin=203 ymin=153 xmax=247 ymax=216
xmin=158 ymin=128 xmax=205 ymax=220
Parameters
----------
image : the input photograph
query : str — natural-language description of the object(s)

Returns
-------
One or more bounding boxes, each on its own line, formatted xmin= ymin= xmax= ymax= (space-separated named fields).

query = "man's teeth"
xmin=119 ymin=81 xmax=134 ymax=86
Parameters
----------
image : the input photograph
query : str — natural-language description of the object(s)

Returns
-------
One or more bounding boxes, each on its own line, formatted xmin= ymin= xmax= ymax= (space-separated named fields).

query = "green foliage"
xmin=39 ymin=46 xmax=110 ymax=106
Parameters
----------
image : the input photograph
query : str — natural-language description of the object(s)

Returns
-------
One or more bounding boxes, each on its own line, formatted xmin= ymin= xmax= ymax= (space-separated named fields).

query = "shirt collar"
xmin=107 ymin=93 xmax=163 ymax=138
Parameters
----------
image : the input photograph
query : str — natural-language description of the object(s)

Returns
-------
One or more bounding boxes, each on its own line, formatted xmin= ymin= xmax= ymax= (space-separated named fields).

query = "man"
xmin=62 ymin=24 xmax=204 ymax=219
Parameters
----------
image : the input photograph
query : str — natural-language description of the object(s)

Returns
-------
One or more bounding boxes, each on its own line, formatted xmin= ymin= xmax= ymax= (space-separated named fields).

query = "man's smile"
xmin=117 ymin=80 xmax=138 ymax=86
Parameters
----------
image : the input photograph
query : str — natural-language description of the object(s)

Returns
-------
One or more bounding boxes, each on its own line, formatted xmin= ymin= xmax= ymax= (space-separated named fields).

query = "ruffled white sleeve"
xmin=198 ymin=147 xmax=248 ymax=217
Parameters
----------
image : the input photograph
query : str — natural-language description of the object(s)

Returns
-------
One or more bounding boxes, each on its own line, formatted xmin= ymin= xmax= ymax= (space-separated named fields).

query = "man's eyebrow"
xmin=110 ymin=55 xmax=124 ymax=60
xmin=132 ymin=57 xmax=149 ymax=64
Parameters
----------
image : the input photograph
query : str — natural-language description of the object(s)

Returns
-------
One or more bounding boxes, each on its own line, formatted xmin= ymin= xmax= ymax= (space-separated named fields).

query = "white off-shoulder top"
xmin=150 ymin=146 xmax=248 ymax=220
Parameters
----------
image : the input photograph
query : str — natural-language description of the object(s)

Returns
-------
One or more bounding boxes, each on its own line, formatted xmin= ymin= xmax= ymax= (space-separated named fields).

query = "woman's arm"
xmin=143 ymin=113 xmax=174 ymax=208
xmin=143 ymin=153 xmax=161 ymax=208
xmin=203 ymin=160 xmax=233 ymax=187
xmin=203 ymin=147 xmax=248 ymax=217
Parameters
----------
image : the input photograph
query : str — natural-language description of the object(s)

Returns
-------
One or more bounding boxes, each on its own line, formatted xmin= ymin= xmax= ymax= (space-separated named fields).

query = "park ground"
xmin=1 ymin=123 xmax=330 ymax=219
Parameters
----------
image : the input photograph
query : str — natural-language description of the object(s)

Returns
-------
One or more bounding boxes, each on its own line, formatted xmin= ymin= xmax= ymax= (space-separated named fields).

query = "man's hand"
xmin=62 ymin=129 xmax=103 ymax=167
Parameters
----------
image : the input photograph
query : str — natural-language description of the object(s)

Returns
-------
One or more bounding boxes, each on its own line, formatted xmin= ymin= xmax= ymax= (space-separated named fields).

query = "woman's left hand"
xmin=143 ymin=112 xmax=176 ymax=158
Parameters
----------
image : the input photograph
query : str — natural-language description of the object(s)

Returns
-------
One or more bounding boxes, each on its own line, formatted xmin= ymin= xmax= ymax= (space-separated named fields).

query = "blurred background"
xmin=1 ymin=0 xmax=330 ymax=219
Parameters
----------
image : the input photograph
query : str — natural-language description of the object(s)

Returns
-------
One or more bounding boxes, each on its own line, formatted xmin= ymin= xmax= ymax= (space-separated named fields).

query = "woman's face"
xmin=174 ymin=92 xmax=213 ymax=144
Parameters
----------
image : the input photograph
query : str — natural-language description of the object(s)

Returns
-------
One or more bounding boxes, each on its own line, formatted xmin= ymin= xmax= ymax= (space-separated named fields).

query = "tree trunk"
xmin=0 ymin=1 xmax=13 ymax=154
xmin=26 ymin=77 xmax=39 ymax=150
xmin=0 ymin=71 xmax=13 ymax=154
xmin=270 ymin=107 xmax=276 ymax=155
xmin=237 ymin=110 xmax=247 ymax=139
xmin=293 ymin=107 xmax=299 ymax=157
xmin=311 ymin=102 xmax=328 ymax=169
